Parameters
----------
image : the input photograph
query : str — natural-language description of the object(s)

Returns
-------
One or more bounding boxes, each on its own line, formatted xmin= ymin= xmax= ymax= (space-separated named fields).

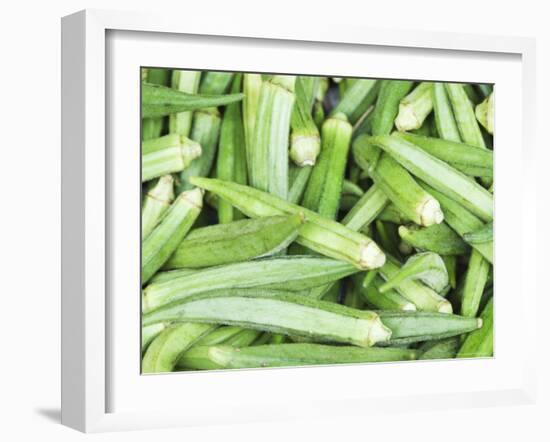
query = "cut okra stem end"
xmin=419 ymin=198 xmax=444 ymax=226
xmin=438 ymin=301 xmax=453 ymax=314
xmin=290 ymin=133 xmax=321 ymax=167
xmin=368 ymin=317 xmax=393 ymax=346
xmin=359 ymin=242 xmax=386 ymax=270
xmin=180 ymin=137 xmax=202 ymax=168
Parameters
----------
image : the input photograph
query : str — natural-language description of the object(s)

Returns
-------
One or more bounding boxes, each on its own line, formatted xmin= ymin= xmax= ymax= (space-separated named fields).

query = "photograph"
xmin=140 ymin=69 xmax=494 ymax=374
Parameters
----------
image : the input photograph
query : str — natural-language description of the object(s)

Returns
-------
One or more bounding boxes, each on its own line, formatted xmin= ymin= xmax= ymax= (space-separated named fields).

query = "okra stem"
xmin=371 ymin=80 xmax=414 ymax=135
xmin=395 ymin=82 xmax=434 ymax=132
xmin=355 ymin=274 xmax=417 ymax=311
xmin=142 ymin=135 xmax=201 ymax=182
xmin=432 ymin=82 xmax=461 ymax=142
xmin=169 ymin=70 xmax=201 ymax=136
xmin=398 ymin=223 xmax=470 ymax=256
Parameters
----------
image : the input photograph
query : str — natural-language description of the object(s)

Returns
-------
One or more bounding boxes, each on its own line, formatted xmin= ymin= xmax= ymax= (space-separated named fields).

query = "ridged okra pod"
xmin=242 ymin=73 xmax=262 ymax=168
xmin=353 ymin=135 xmax=444 ymax=227
xmin=419 ymin=182 xmax=493 ymax=263
xmin=379 ymin=311 xmax=481 ymax=345
xmin=394 ymin=82 xmax=434 ymax=132
xmin=398 ymin=223 xmax=470 ymax=256
xmin=216 ymin=74 xmax=247 ymax=223
xmin=201 ymin=343 xmax=417 ymax=369
xmin=169 ymin=70 xmax=201 ymax=136
xmin=142 ymin=293 xmax=392 ymax=348
xmin=143 ymin=256 xmax=360 ymax=312
xmin=288 ymin=165 xmax=313 ymax=204
xmin=141 ymin=188 xmax=203 ymax=284
xmin=301 ymin=113 xmax=352 ymax=219
xmin=419 ymin=337 xmax=460 ymax=360
xmin=460 ymin=250 xmax=491 ymax=318
xmin=371 ymin=80 xmax=414 ymax=135
xmin=432 ymin=82 xmax=461 ymax=142
xmin=354 ymin=274 xmax=417 ymax=311
xmin=332 ymin=79 xmax=379 ymax=125
xmin=445 ymin=83 xmax=486 ymax=148
xmin=248 ymin=75 xmax=296 ymax=200
xmin=141 ymin=83 xmax=243 ymax=119
xmin=379 ymin=258 xmax=452 ymax=313
xmin=457 ymin=297 xmax=493 ymax=358
xmin=142 ymin=322 xmax=215 ymax=373
xmin=475 ymin=92 xmax=494 ymax=135
xmin=367 ymin=134 xmax=493 ymax=221
xmin=189 ymin=177 xmax=386 ymax=270
xmin=164 ymin=214 xmax=303 ymax=269
xmin=142 ymin=134 xmax=201 ymax=182
xmin=395 ymin=132 xmax=493 ymax=178
xmin=341 ymin=185 xmax=389 ymax=231
xmin=142 ymin=68 xmax=170 ymax=140
xmin=290 ymin=76 xmax=321 ymax=166
xmin=141 ymin=175 xmax=175 ymax=239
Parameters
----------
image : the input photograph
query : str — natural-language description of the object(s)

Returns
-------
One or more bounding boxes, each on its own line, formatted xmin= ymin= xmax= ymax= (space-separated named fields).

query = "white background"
xmin=0 ymin=0 xmax=548 ymax=440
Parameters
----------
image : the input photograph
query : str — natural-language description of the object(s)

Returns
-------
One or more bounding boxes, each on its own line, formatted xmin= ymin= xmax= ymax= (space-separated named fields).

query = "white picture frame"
xmin=61 ymin=9 xmax=538 ymax=433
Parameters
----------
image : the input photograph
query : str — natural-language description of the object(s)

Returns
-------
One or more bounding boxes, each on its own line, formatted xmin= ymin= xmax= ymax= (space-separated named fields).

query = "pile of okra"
xmin=141 ymin=67 xmax=494 ymax=373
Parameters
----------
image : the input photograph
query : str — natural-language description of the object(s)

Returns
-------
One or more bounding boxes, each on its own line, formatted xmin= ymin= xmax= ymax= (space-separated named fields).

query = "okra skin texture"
xmin=395 ymin=132 xmax=493 ymax=178
xmin=216 ymin=74 xmax=246 ymax=223
xmin=141 ymin=175 xmax=175 ymax=239
xmin=368 ymin=135 xmax=493 ymax=222
xmin=419 ymin=337 xmax=460 ymax=360
xmin=143 ymin=293 xmax=392 ymax=347
xmin=164 ymin=214 xmax=303 ymax=269
xmin=457 ymin=298 xmax=493 ymax=358
xmin=445 ymin=83 xmax=486 ymax=149
xmin=353 ymin=136 xmax=444 ymax=227
xmin=143 ymin=256 xmax=360 ymax=312
xmin=169 ymin=70 xmax=201 ymax=136
xmin=371 ymin=80 xmax=414 ymax=135
xmin=177 ymin=109 xmax=222 ymax=192
xmin=288 ymin=165 xmax=313 ymax=204
xmin=243 ymin=74 xmax=263 ymax=168
xmin=420 ymin=182 xmax=493 ymax=264
xmin=141 ymin=189 xmax=203 ymax=284
xmin=341 ymin=184 xmax=389 ymax=231
xmin=398 ymin=223 xmax=470 ymax=256
xmin=141 ymin=83 xmax=244 ymax=119
xmin=379 ymin=311 xmax=481 ymax=345
xmin=205 ymin=343 xmax=418 ymax=369
xmin=395 ymin=82 xmax=434 ymax=132
xmin=432 ymin=82 xmax=461 ymax=142
xmin=460 ymin=250 xmax=491 ymax=318
xmin=355 ymin=274 xmax=417 ymax=311
xmin=249 ymin=75 xmax=296 ymax=200
xmin=199 ymin=72 xmax=234 ymax=95
xmin=141 ymin=136 xmax=201 ymax=182
xmin=475 ymin=92 xmax=494 ymax=135
xmin=142 ymin=322 xmax=215 ymax=373
xmin=189 ymin=177 xmax=386 ymax=270
xmin=142 ymin=322 xmax=167 ymax=352
xmin=142 ymin=68 xmax=171 ymax=141
xmin=302 ymin=113 xmax=353 ymax=219
xmin=290 ymin=76 xmax=321 ymax=167
xmin=379 ymin=258 xmax=452 ymax=313
xmin=332 ymin=79 xmax=379 ymax=125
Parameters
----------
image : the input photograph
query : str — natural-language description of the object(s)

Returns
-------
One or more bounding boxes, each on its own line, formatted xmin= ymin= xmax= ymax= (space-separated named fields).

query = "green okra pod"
xmin=216 ymin=74 xmax=247 ymax=223
xmin=379 ymin=258 xmax=452 ymax=313
xmin=442 ymin=255 xmax=457 ymax=289
xmin=419 ymin=182 xmax=493 ymax=263
xmin=143 ymin=256 xmax=360 ymax=312
xmin=460 ymin=250 xmax=491 ymax=318
xmin=142 ymin=322 xmax=167 ymax=352
xmin=457 ymin=297 xmax=493 ymax=358
xmin=142 ymin=134 xmax=202 ymax=182
xmin=301 ymin=113 xmax=353 ymax=219
xmin=142 ymin=293 xmax=392 ymax=347
xmin=332 ymin=79 xmax=379 ymax=125
xmin=432 ymin=82 xmax=461 ymax=142
xmin=169 ymin=70 xmax=201 ymax=136
xmin=288 ymin=165 xmax=313 ymax=204
xmin=464 ymin=223 xmax=493 ymax=244
xmin=367 ymin=134 xmax=493 ymax=221
xmin=164 ymin=214 xmax=303 ymax=269
xmin=290 ymin=76 xmax=321 ymax=166
xmin=243 ymin=73 xmax=263 ymax=167
xmin=419 ymin=337 xmax=460 ymax=360
xmin=445 ymin=83 xmax=486 ymax=148
xmin=379 ymin=311 xmax=482 ymax=345
xmin=141 ymin=175 xmax=175 ymax=239
xmin=355 ymin=274 xmax=417 ymax=311
xmin=204 ymin=343 xmax=418 ymax=369
xmin=189 ymin=177 xmax=386 ymax=270
xmin=199 ymin=72 xmax=234 ymax=95
xmin=141 ymin=83 xmax=244 ymax=119
xmin=341 ymin=185 xmax=389 ymax=231
xmin=249 ymin=75 xmax=296 ymax=200
xmin=142 ymin=322 xmax=215 ymax=373
xmin=353 ymin=135 xmax=444 ymax=227
xmin=395 ymin=132 xmax=493 ymax=178
xmin=398 ymin=223 xmax=470 ymax=256
xmin=377 ymin=203 xmax=410 ymax=225
xmin=142 ymin=68 xmax=171 ymax=141
xmin=379 ymin=252 xmax=449 ymax=294
xmin=394 ymin=82 xmax=434 ymax=132
xmin=371 ymin=79 xmax=414 ymax=135
xmin=475 ymin=92 xmax=494 ymax=135
xmin=141 ymin=188 xmax=203 ymax=284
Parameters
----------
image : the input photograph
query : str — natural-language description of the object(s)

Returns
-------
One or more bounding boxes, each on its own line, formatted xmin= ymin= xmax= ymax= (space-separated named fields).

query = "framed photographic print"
xmin=61 ymin=9 xmax=537 ymax=433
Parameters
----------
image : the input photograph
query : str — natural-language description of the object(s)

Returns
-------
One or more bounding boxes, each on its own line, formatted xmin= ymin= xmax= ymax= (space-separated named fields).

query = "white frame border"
xmin=61 ymin=9 xmax=537 ymax=433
